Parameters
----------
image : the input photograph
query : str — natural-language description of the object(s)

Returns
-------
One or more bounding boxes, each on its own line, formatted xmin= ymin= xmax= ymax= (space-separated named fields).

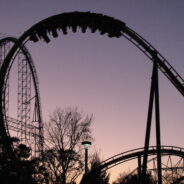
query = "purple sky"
xmin=1 ymin=0 xmax=184 ymax=182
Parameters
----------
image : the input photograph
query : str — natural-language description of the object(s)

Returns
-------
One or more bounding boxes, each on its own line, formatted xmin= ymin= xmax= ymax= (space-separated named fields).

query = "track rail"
xmin=80 ymin=146 xmax=184 ymax=184
xmin=100 ymin=146 xmax=184 ymax=170
xmin=0 ymin=11 xmax=183 ymax=171
xmin=0 ymin=36 xmax=43 ymax=156
xmin=122 ymin=26 xmax=184 ymax=96
xmin=17 ymin=11 xmax=184 ymax=96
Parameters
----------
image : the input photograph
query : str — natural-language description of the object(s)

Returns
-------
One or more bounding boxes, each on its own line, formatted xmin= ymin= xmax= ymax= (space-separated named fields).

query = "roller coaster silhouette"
xmin=0 ymin=12 xmax=184 ymax=184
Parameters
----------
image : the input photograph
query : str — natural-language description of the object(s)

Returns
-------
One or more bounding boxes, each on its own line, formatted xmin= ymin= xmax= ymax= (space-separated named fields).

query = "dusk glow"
xmin=1 ymin=1 xmax=184 ymax=183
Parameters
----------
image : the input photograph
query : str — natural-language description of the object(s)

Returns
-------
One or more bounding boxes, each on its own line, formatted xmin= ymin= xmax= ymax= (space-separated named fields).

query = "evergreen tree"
xmin=0 ymin=136 xmax=37 ymax=184
xmin=112 ymin=172 xmax=156 ymax=184
xmin=89 ymin=153 xmax=110 ymax=184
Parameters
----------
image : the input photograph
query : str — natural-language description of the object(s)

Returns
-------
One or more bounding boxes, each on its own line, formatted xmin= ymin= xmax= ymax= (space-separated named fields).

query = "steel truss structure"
xmin=126 ymin=156 xmax=184 ymax=184
xmin=0 ymin=12 xmax=184 ymax=183
xmin=100 ymin=146 xmax=184 ymax=184
xmin=0 ymin=37 xmax=43 ymax=157
xmin=0 ymin=39 xmax=10 ymax=115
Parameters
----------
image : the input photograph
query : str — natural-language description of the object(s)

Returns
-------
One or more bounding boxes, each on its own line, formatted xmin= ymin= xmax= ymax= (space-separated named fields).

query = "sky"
xmin=1 ymin=0 xmax=184 ymax=182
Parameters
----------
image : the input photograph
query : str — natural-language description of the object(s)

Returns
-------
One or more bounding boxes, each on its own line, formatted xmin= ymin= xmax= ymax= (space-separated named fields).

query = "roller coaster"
xmin=0 ymin=12 xmax=184 ymax=184
xmin=100 ymin=146 xmax=184 ymax=184
xmin=0 ymin=36 xmax=43 ymax=157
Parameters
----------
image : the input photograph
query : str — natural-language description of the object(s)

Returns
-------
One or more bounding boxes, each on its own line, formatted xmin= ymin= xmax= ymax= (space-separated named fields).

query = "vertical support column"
xmin=154 ymin=64 xmax=162 ymax=184
xmin=142 ymin=60 xmax=162 ymax=184
xmin=141 ymin=63 xmax=156 ymax=183
xmin=138 ymin=155 xmax=142 ymax=184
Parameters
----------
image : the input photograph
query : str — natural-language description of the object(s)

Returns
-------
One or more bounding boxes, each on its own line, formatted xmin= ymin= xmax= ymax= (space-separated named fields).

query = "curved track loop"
xmin=0 ymin=11 xmax=183 ymax=168
xmin=19 ymin=12 xmax=184 ymax=96
xmin=100 ymin=146 xmax=184 ymax=170
xmin=101 ymin=147 xmax=184 ymax=183
xmin=0 ymin=36 xmax=43 ymax=156
xmin=80 ymin=146 xmax=184 ymax=184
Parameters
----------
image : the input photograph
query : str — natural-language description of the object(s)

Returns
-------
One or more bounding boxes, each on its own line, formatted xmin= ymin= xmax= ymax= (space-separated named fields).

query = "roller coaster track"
xmin=123 ymin=26 xmax=184 ymax=96
xmin=10 ymin=12 xmax=184 ymax=96
xmin=123 ymin=155 xmax=184 ymax=176
xmin=99 ymin=145 xmax=184 ymax=170
xmin=0 ymin=12 xmax=184 ymax=181
xmin=1 ymin=12 xmax=184 ymax=99
xmin=80 ymin=146 xmax=184 ymax=184
xmin=0 ymin=36 xmax=43 ymax=156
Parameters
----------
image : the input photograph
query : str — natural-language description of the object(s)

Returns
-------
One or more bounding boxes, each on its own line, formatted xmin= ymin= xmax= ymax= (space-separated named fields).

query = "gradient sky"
xmin=1 ymin=0 xmax=184 ymax=182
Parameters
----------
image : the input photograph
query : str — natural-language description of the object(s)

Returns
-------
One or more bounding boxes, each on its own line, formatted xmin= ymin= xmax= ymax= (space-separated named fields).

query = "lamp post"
xmin=82 ymin=141 xmax=91 ymax=174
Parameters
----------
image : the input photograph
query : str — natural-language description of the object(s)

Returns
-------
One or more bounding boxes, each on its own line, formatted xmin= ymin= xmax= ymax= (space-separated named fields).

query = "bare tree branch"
xmin=44 ymin=107 xmax=93 ymax=184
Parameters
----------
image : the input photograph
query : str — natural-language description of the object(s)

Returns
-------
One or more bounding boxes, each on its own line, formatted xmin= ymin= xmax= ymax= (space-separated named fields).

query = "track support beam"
xmin=138 ymin=155 xmax=142 ymax=184
xmin=142 ymin=57 xmax=162 ymax=184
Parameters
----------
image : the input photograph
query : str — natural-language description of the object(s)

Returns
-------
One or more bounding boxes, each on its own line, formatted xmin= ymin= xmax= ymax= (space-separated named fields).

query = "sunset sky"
xmin=1 ymin=0 xmax=184 ymax=182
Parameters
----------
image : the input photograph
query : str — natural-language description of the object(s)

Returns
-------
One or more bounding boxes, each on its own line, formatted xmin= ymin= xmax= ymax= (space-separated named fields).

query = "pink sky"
xmin=1 ymin=0 xmax=184 ymax=182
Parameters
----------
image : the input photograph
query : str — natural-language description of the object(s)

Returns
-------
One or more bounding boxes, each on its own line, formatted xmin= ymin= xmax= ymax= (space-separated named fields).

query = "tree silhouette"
xmin=89 ymin=152 xmax=110 ymax=184
xmin=0 ymin=136 xmax=37 ymax=184
xmin=44 ymin=107 xmax=93 ymax=184
xmin=79 ymin=152 xmax=110 ymax=184
xmin=112 ymin=172 xmax=156 ymax=184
